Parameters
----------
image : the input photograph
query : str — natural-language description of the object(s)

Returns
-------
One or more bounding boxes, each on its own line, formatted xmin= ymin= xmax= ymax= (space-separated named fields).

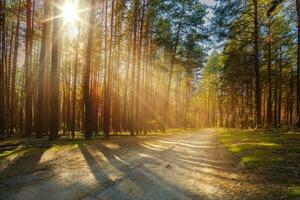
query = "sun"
xmin=62 ymin=2 xmax=79 ymax=23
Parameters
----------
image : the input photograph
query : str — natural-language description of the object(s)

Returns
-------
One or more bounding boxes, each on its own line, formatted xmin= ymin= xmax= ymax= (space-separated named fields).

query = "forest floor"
xmin=0 ymin=129 xmax=295 ymax=200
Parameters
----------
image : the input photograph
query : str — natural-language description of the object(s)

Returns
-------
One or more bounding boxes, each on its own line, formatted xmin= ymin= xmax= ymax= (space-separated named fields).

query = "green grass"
xmin=287 ymin=186 xmax=300 ymax=199
xmin=216 ymin=128 xmax=300 ymax=169
xmin=0 ymin=147 xmax=25 ymax=158
xmin=0 ymin=142 xmax=83 ymax=160
xmin=0 ymin=147 xmax=42 ymax=158
xmin=216 ymin=128 xmax=300 ymax=198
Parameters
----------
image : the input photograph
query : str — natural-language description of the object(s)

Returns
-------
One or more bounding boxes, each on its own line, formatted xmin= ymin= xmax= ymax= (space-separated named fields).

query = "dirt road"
xmin=0 ymin=129 xmax=283 ymax=200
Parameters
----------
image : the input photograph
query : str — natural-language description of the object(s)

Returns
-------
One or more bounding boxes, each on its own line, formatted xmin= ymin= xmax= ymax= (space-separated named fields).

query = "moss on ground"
xmin=216 ymin=128 xmax=300 ymax=198
xmin=0 ymin=142 xmax=82 ymax=160
xmin=0 ymin=147 xmax=43 ymax=159
xmin=217 ymin=129 xmax=300 ymax=168
xmin=0 ymin=147 xmax=25 ymax=158
xmin=287 ymin=186 xmax=300 ymax=199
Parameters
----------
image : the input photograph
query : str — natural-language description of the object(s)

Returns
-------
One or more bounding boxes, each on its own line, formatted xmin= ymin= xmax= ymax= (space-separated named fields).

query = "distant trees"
xmin=200 ymin=0 xmax=298 ymax=128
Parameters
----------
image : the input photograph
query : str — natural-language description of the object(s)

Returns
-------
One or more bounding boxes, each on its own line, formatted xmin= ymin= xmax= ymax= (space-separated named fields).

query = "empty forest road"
xmin=0 ymin=129 xmax=283 ymax=200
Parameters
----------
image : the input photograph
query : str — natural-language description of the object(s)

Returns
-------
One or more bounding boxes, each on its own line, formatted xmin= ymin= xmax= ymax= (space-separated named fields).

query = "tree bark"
xmin=103 ymin=0 xmax=111 ymax=137
xmin=0 ymin=0 xmax=5 ymax=136
xmin=135 ymin=0 xmax=146 ymax=134
xmin=129 ymin=0 xmax=138 ymax=135
xmin=36 ymin=0 xmax=51 ymax=138
xmin=296 ymin=0 xmax=300 ymax=127
xmin=25 ymin=0 xmax=33 ymax=136
xmin=10 ymin=0 xmax=21 ymax=136
xmin=50 ymin=0 xmax=61 ymax=140
xmin=71 ymin=27 xmax=80 ymax=137
xmin=253 ymin=0 xmax=262 ymax=127
xmin=84 ymin=0 xmax=96 ymax=138
xmin=163 ymin=4 xmax=185 ymax=130
xmin=267 ymin=15 xmax=272 ymax=126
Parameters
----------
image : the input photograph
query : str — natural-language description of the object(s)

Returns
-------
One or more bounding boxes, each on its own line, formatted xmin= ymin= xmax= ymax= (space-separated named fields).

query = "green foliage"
xmin=153 ymin=0 xmax=207 ymax=66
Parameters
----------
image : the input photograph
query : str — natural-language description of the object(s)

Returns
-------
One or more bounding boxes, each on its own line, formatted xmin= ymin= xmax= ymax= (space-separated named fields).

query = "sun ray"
xmin=47 ymin=0 xmax=89 ymax=25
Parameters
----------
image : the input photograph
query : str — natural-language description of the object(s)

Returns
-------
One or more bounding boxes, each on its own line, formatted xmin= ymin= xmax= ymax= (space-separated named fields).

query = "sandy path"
xmin=0 ymin=129 xmax=283 ymax=200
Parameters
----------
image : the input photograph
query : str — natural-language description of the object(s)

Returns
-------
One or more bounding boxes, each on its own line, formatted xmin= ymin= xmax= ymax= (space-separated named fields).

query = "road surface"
xmin=0 ymin=129 xmax=283 ymax=200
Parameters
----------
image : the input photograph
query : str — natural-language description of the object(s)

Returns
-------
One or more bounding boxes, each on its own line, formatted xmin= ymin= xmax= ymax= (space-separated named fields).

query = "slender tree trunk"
xmin=267 ymin=15 xmax=272 ymax=126
xmin=10 ymin=0 xmax=21 ymax=136
xmin=290 ymin=67 xmax=294 ymax=125
xmin=71 ymin=27 xmax=80 ymax=137
xmin=274 ymin=49 xmax=278 ymax=127
xmin=0 ymin=0 xmax=5 ymax=136
xmin=36 ymin=0 xmax=51 ymax=138
xmin=135 ymin=0 xmax=146 ymax=134
xmin=123 ymin=28 xmax=132 ymax=132
xmin=6 ymin=23 xmax=14 ymax=136
xmin=253 ymin=0 xmax=262 ymax=127
xmin=129 ymin=0 xmax=138 ymax=135
xmin=103 ymin=0 xmax=111 ymax=137
xmin=296 ymin=0 xmax=300 ymax=127
xmin=25 ymin=0 xmax=33 ymax=136
xmin=278 ymin=47 xmax=282 ymax=127
xmin=163 ymin=4 xmax=185 ymax=130
xmin=84 ymin=0 xmax=96 ymax=138
xmin=49 ymin=0 xmax=61 ymax=140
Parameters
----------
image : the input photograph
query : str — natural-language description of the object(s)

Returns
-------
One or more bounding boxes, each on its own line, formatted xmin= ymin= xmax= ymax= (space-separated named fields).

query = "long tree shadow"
xmin=78 ymin=144 xmax=128 ymax=199
xmin=0 ymin=146 xmax=49 ymax=199
xmin=106 ymin=137 xmax=279 ymax=190
xmin=91 ymin=143 xmax=206 ymax=200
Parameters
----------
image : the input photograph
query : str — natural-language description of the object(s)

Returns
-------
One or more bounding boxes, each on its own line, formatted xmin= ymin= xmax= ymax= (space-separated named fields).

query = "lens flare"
xmin=62 ymin=2 xmax=79 ymax=22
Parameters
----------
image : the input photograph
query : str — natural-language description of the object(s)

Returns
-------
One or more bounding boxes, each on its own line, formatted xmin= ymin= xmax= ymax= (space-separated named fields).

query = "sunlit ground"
xmin=0 ymin=129 xmax=291 ymax=200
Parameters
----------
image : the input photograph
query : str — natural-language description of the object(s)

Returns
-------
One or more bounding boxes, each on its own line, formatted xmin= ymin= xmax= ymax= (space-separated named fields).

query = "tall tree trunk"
xmin=25 ymin=0 xmax=33 ymax=136
xmin=71 ymin=27 xmax=80 ymax=137
xmin=163 ymin=4 xmax=185 ymax=130
xmin=267 ymin=15 xmax=272 ymax=126
xmin=103 ymin=0 xmax=111 ymax=137
xmin=253 ymin=0 xmax=262 ymax=127
xmin=0 ymin=0 xmax=5 ymax=136
xmin=290 ymin=67 xmax=294 ymax=125
xmin=296 ymin=0 xmax=300 ymax=127
xmin=84 ymin=0 xmax=96 ymax=138
xmin=129 ymin=0 xmax=138 ymax=135
xmin=6 ymin=22 xmax=14 ymax=136
xmin=10 ymin=0 xmax=21 ymax=136
xmin=278 ymin=47 xmax=282 ymax=127
xmin=274 ymin=49 xmax=278 ymax=127
xmin=36 ymin=0 xmax=51 ymax=138
xmin=135 ymin=0 xmax=146 ymax=134
xmin=49 ymin=0 xmax=61 ymax=140
xmin=123 ymin=27 xmax=132 ymax=132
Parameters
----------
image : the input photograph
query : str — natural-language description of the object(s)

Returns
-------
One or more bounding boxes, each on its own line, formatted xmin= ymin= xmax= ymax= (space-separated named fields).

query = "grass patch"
xmin=0 ymin=147 xmax=25 ymax=158
xmin=216 ymin=128 xmax=300 ymax=181
xmin=48 ymin=143 xmax=79 ymax=151
xmin=0 ymin=147 xmax=43 ymax=159
xmin=0 ymin=142 xmax=82 ymax=160
xmin=287 ymin=186 xmax=300 ymax=199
